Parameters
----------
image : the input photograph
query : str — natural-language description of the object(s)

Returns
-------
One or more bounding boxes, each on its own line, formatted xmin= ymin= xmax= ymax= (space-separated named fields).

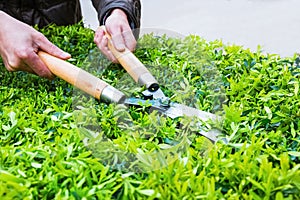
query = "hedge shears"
xmin=38 ymin=30 xmax=225 ymax=143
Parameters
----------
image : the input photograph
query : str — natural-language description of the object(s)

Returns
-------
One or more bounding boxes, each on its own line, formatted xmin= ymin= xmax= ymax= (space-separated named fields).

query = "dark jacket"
xmin=0 ymin=0 xmax=141 ymax=30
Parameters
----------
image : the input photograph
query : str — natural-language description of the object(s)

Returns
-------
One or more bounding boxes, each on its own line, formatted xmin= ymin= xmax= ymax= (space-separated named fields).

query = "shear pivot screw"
xmin=159 ymin=97 xmax=170 ymax=107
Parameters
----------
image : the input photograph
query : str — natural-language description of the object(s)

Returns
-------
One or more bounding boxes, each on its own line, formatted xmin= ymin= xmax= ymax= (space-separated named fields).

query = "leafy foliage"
xmin=0 ymin=24 xmax=299 ymax=199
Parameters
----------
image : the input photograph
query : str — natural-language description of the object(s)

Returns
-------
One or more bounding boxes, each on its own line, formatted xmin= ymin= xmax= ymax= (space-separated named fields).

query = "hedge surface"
xmin=0 ymin=24 xmax=299 ymax=199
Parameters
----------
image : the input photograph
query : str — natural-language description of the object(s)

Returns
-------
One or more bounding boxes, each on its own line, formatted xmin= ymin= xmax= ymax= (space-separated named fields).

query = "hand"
xmin=0 ymin=11 xmax=71 ymax=79
xmin=94 ymin=9 xmax=137 ymax=63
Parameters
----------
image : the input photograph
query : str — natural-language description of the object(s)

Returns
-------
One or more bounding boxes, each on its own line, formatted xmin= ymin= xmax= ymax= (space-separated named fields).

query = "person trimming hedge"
xmin=0 ymin=0 xmax=141 ymax=79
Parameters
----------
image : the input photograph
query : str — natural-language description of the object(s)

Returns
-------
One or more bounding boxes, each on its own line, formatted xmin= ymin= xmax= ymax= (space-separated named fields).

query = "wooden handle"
xmin=106 ymin=31 xmax=159 ymax=91
xmin=38 ymin=51 xmax=125 ymax=103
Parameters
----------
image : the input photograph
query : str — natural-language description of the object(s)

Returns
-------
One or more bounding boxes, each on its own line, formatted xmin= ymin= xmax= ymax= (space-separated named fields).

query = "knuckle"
xmin=128 ymin=42 xmax=137 ymax=52
xmin=36 ymin=68 xmax=50 ymax=78
xmin=5 ymin=65 xmax=16 ymax=72
xmin=38 ymin=71 xmax=49 ymax=78
xmin=93 ymin=37 xmax=97 ymax=44
xmin=7 ymin=59 xmax=19 ymax=71
xmin=15 ymin=48 xmax=31 ymax=59
xmin=112 ymin=59 xmax=118 ymax=64
xmin=36 ymin=63 xmax=52 ymax=78
xmin=35 ymin=32 xmax=46 ymax=41
xmin=99 ymin=42 xmax=106 ymax=51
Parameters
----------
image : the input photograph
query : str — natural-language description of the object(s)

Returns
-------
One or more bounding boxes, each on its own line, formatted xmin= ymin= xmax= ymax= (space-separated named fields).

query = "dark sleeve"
xmin=91 ymin=0 xmax=141 ymax=30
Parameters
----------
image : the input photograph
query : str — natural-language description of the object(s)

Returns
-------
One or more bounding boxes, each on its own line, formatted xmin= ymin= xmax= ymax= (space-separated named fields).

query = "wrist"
xmin=110 ymin=8 xmax=127 ymax=19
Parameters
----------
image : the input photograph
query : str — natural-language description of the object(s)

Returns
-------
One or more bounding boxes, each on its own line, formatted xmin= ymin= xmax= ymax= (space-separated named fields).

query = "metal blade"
xmin=164 ymin=102 xmax=221 ymax=121
xmin=164 ymin=102 xmax=225 ymax=143
xmin=124 ymin=98 xmax=226 ymax=143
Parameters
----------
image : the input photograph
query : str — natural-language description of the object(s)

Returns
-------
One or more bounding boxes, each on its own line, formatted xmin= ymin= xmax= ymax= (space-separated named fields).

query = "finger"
xmin=122 ymin=29 xmax=137 ymax=52
xmin=119 ymin=23 xmax=136 ymax=51
xmin=100 ymin=36 xmax=118 ymax=63
xmin=17 ymin=63 xmax=36 ymax=75
xmin=3 ymin=51 xmax=36 ymax=75
xmin=35 ymin=33 xmax=71 ymax=60
xmin=94 ymin=26 xmax=105 ymax=45
xmin=5 ymin=63 xmax=35 ymax=75
xmin=107 ymin=26 xmax=126 ymax=52
xmin=24 ymin=50 xmax=54 ymax=79
xmin=95 ymin=26 xmax=118 ymax=63
xmin=111 ymin=32 xmax=126 ymax=52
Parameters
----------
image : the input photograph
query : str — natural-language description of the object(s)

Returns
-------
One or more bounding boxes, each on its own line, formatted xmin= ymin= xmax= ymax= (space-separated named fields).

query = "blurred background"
xmin=79 ymin=0 xmax=300 ymax=57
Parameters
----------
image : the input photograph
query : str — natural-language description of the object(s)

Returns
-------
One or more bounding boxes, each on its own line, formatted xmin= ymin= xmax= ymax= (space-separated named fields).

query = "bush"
xmin=0 ymin=24 xmax=299 ymax=199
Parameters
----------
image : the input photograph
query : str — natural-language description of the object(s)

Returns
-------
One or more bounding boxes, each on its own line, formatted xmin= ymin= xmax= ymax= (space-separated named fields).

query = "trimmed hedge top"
xmin=0 ymin=24 xmax=299 ymax=199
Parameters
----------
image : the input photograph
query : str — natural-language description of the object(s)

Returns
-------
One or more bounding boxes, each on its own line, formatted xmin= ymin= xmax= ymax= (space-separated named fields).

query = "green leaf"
xmin=31 ymin=162 xmax=42 ymax=169
xmin=264 ymin=106 xmax=272 ymax=119
xmin=138 ymin=189 xmax=155 ymax=196
xmin=288 ymin=151 xmax=300 ymax=157
xmin=0 ymin=170 xmax=24 ymax=184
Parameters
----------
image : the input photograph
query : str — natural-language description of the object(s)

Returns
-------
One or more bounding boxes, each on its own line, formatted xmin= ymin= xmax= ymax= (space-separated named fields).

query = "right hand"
xmin=94 ymin=9 xmax=137 ymax=63
xmin=0 ymin=11 xmax=71 ymax=79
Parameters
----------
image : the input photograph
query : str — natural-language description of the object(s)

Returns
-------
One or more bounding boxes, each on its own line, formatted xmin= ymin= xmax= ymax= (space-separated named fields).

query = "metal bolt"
xmin=159 ymin=97 xmax=170 ymax=107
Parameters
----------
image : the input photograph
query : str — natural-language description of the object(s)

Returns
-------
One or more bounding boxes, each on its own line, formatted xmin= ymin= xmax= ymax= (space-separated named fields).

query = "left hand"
xmin=94 ymin=9 xmax=137 ymax=63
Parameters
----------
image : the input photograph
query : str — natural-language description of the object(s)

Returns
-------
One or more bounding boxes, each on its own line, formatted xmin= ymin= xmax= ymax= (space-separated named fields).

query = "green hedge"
xmin=0 ymin=24 xmax=299 ymax=199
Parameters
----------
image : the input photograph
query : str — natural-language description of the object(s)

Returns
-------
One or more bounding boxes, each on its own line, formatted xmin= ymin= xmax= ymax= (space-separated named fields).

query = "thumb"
xmin=106 ymin=26 xmax=126 ymax=52
xmin=112 ymin=37 xmax=126 ymax=52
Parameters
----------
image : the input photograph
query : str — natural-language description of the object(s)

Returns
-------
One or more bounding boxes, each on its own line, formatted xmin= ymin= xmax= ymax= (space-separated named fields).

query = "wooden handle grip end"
xmin=38 ymin=51 xmax=125 ymax=103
